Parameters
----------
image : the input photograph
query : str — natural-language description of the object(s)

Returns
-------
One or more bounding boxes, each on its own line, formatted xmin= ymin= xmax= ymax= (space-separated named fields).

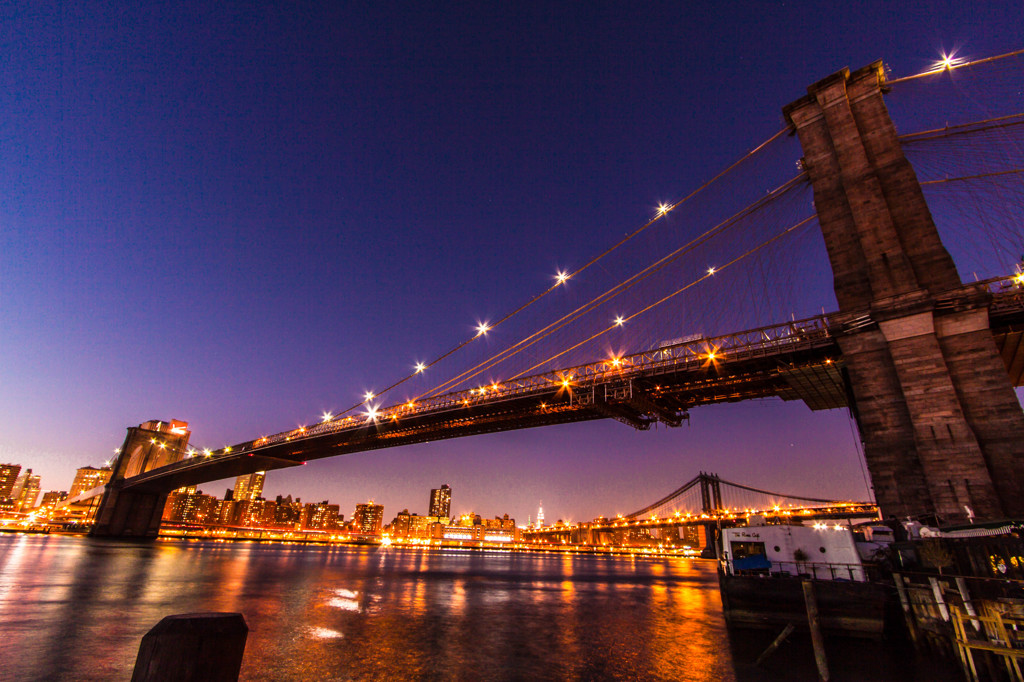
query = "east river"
xmin=0 ymin=534 xmax=959 ymax=681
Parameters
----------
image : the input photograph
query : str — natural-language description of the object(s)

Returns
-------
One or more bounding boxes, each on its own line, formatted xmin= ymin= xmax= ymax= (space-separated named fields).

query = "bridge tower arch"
xmin=783 ymin=62 xmax=1024 ymax=523
xmin=91 ymin=420 xmax=192 ymax=537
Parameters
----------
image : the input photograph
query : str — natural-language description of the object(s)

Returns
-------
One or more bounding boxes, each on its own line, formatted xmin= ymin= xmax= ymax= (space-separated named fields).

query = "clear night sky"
xmin=2 ymin=2 xmax=1022 ymax=524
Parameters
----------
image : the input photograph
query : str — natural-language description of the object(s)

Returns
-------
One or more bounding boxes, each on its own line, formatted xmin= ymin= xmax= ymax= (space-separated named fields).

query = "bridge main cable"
xmin=419 ymin=173 xmax=809 ymax=397
xmin=323 ymin=127 xmax=792 ymax=421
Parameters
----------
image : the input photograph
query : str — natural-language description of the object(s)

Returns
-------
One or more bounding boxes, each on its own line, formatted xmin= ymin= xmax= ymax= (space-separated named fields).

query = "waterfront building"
xmin=0 ymin=464 xmax=22 ymax=501
xmin=274 ymin=495 xmax=303 ymax=528
xmin=675 ymin=524 xmax=700 ymax=547
xmin=483 ymin=514 xmax=516 ymax=530
xmin=354 ymin=501 xmax=384 ymax=535
xmin=537 ymin=502 xmax=544 ymax=528
xmin=432 ymin=523 xmax=519 ymax=544
xmin=17 ymin=470 xmax=41 ymax=512
xmin=233 ymin=499 xmax=259 ymax=526
xmin=163 ymin=491 xmax=217 ymax=524
xmin=217 ymin=499 xmax=236 ymax=525
xmin=260 ymin=500 xmax=278 ymax=526
xmin=68 ymin=466 xmax=112 ymax=497
xmin=234 ymin=472 xmax=265 ymax=501
xmin=390 ymin=509 xmax=412 ymax=537
xmin=38 ymin=491 xmax=67 ymax=512
xmin=10 ymin=469 xmax=30 ymax=505
xmin=429 ymin=484 xmax=451 ymax=518
xmin=410 ymin=514 xmax=432 ymax=536
xmin=303 ymin=501 xmax=341 ymax=530
xmin=456 ymin=513 xmax=483 ymax=527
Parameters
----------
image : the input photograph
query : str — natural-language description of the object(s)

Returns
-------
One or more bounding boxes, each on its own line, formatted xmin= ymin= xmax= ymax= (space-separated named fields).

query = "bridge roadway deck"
xmin=523 ymin=503 xmax=881 ymax=539
xmin=122 ymin=284 xmax=1024 ymax=494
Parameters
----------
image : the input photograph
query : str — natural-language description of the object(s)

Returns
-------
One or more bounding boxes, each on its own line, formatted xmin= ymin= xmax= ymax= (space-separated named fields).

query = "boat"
xmin=717 ymin=517 xmax=897 ymax=638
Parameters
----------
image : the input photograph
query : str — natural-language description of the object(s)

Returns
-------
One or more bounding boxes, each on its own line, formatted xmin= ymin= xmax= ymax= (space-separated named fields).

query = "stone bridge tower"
xmin=784 ymin=62 xmax=1024 ymax=523
xmin=92 ymin=419 xmax=191 ymax=537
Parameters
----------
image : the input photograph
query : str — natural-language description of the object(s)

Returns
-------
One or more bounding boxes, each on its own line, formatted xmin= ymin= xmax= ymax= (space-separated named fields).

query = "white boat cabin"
xmin=722 ymin=521 xmax=866 ymax=581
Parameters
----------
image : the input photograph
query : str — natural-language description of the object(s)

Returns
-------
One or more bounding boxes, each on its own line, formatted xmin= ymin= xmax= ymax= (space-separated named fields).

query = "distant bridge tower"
xmin=92 ymin=419 xmax=191 ymax=537
xmin=698 ymin=472 xmax=722 ymax=514
xmin=784 ymin=62 xmax=1024 ymax=523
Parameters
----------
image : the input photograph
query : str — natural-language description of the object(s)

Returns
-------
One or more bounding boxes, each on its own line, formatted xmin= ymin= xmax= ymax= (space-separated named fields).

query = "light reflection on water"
xmin=0 ymin=535 xmax=955 ymax=681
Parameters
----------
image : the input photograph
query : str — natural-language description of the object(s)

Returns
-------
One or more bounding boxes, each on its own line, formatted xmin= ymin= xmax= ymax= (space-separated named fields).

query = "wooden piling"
xmin=892 ymin=572 xmax=919 ymax=645
xmin=755 ymin=622 xmax=795 ymax=666
xmin=802 ymin=580 xmax=829 ymax=682
xmin=132 ymin=612 xmax=248 ymax=682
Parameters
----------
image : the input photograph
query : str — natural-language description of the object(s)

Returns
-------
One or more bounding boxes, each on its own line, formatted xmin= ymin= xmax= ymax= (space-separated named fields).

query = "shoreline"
xmin=0 ymin=527 xmax=706 ymax=559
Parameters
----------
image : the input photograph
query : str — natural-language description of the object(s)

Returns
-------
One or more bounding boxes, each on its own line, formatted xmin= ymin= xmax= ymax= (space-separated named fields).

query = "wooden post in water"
xmin=755 ymin=623 xmax=796 ymax=666
xmin=802 ymin=581 xmax=829 ymax=682
xmin=132 ymin=613 xmax=248 ymax=682
xmin=891 ymin=573 xmax=919 ymax=645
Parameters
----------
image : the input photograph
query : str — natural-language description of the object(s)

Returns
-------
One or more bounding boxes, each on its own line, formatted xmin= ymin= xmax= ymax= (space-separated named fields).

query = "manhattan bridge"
xmin=78 ymin=52 xmax=1024 ymax=537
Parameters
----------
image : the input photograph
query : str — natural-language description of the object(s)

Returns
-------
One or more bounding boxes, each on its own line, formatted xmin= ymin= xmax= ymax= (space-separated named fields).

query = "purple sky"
xmin=2 ymin=2 xmax=1022 ymax=525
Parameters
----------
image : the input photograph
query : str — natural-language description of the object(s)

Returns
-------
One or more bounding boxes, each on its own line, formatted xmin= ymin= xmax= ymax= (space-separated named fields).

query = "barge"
xmin=718 ymin=519 xmax=896 ymax=638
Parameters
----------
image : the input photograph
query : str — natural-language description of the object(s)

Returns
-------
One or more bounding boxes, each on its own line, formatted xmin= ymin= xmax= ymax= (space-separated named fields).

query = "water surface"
xmin=0 ymin=535 xmax=955 ymax=680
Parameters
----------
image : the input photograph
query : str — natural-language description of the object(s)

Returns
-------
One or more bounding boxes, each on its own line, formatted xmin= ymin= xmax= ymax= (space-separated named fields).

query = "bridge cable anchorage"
xmin=887 ymin=47 xmax=1024 ymax=85
xmin=315 ymin=127 xmax=792 ymax=425
xmin=419 ymin=175 xmax=809 ymax=396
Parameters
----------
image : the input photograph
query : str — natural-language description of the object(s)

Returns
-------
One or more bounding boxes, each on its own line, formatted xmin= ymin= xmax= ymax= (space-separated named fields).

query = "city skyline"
xmin=2 ymin=3 xmax=1022 ymax=524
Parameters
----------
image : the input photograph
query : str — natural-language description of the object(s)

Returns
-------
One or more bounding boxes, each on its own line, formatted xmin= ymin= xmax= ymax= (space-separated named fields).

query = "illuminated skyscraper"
xmin=234 ymin=472 xmax=265 ymax=501
xmin=429 ymin=484 xmax=451 ymax=518
xmin=354 ymin=501 xmax=384 ymax=535
xmin=69 ymin=466 xmax=112 ymax=498
xmin=537 ymin=502 xmax=544 ymax=528
xmin=0 ymin=464 xmax=21 ymax=501
xmin=17 ymin=471 xmax=41 ymax=512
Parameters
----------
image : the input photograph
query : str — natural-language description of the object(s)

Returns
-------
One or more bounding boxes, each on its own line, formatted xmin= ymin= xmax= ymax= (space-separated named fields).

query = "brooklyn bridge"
xmin=85 ymin=54 xmax=1024 ymax=537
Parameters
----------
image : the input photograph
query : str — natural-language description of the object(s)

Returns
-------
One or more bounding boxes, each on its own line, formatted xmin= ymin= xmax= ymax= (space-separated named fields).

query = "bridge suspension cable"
xmin=509 ymin=214 xmax=815 ymax=381
xmin=416 ymin=173 xmax=810 ymax=398
xmin=887 ymin=47 xmax=1024 ymax=85
xmin=626 ymin=473 xmax=862 ymax=520
xmin=318 ymin=127 xmax=792 ymax=424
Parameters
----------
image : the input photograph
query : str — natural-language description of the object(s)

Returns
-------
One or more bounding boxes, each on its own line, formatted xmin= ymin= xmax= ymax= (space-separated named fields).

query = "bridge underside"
xmin=113 ymin=304 xmax=1024 ymax=505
